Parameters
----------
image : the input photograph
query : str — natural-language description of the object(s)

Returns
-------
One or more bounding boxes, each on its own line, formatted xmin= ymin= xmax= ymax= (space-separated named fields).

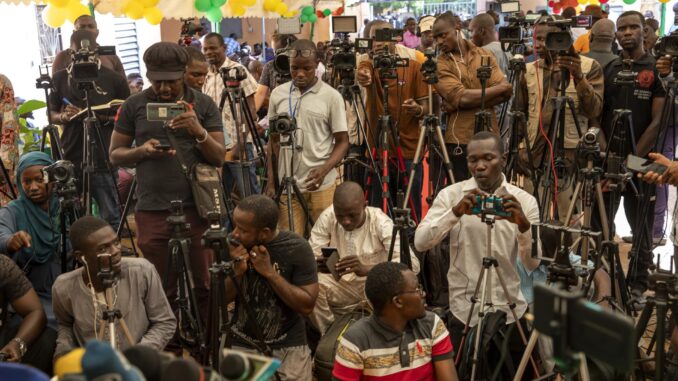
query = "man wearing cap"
xmin=202 ymin=32 xmax=260 ymax=197
xmin=417 ymin=16 xmax=436 ymax=53
xmin=574 ymin=5 xmax=603 ymax=54
xmin=584 ymin=19 xmax=618 ymax=71
xmin=110 ymin=42 xmax=225 ymax=329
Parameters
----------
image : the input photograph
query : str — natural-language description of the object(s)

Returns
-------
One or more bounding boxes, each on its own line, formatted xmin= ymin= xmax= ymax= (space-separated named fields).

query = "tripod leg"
xmin=455 ymin=266 xmax=487 ymax=365
xmin=470 ymin=266 xmax=491 ymax=381
xmin=402 ymin=126 xmax=427 ymax=210
xmin=434 ymin=124 xmax=455 ymax=184
xmin=513 ymin=330 xmax=540 ymax=381
xmin=118 ymin=317 xmax=135 ymax=347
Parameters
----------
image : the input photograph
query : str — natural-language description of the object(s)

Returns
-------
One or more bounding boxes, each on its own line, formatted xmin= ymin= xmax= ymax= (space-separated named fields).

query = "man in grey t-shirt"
xmin=266 ymin=39 xmax=349 ymax=237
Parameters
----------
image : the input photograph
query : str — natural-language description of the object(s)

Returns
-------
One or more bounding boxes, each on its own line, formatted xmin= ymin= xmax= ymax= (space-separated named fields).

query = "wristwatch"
xmin=12 ymin=337 xmax=27 ymax=358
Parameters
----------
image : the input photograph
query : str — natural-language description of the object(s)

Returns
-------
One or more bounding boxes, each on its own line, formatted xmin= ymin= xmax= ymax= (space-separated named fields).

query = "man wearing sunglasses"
xmin=333 ymin=262 xmax=458 ymax=381
xmin=266 ymin=39 xmax=349 ymax=237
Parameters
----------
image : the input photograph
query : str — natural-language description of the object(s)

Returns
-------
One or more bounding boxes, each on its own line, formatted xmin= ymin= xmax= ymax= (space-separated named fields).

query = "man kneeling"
xmin=309 ymin=181 xmax=419 ymax=334
xmin=52 ymin=216 xmax=176 ymax=359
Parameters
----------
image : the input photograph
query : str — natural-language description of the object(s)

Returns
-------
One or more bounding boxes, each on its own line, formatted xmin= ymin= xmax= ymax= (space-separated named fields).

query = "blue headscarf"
xmin=6 ymin=151 xmax=60 ymax=264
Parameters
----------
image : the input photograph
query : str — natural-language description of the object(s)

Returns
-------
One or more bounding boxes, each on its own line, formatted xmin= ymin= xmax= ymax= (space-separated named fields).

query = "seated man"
xmin=333 ymin=262 xmax=458 ymax=381
xmin=308 ymin=181 xmax=419 ymax=334
xmin=52 ymin=216 xmax=176 ymax=359
xmin=226 ymin=195 xmax=318 ymax=381
xmin=0 ymin=255 xmax=55 ymax=374
xmin=0 ymin=152 xmax=63 ymax=327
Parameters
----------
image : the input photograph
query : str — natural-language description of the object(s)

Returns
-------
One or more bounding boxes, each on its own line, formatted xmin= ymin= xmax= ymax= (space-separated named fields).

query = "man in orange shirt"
xmin=573 ymin=5 xmax=603 ymax=54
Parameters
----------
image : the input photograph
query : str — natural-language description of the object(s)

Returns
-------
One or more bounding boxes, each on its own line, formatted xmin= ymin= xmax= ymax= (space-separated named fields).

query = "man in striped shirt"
xmin=332 ymin=262 xmax=458 ymax=381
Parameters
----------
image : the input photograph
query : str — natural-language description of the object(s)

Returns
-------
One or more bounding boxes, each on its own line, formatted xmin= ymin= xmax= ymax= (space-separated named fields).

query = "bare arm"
xmin=110 ymin=132 xmax=147 ymax=167
xmin=254 ymin=85 xmax=270 ymax=112
xmin=6 ymin=289 xmax=46 ymax=348
xmin=636 ymin=96 xmax=666 ymax=157
xmin=434 ymin=358 xmax=460 ymax=381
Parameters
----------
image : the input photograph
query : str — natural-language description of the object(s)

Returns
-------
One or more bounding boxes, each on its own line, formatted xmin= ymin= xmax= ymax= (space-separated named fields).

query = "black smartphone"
xmin=155 ymin=143 xmax=171 ymax=151
xmin=626 ymin=154 xmax=668 ymax=175
xmin=321 ymin=247 xmax=338 ymax=258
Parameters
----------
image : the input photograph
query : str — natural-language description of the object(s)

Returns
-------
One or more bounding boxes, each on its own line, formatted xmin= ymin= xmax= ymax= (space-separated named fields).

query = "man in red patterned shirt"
xmin=333 ymin=262 xmax=458 ymax=381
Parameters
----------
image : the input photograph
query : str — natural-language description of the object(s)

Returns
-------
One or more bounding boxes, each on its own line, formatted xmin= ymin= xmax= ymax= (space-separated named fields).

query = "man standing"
xmin=643 ymin=18 xmax=659 ymax=54
xmin=184 ymin=47 xmax=208 ymax=92
xmin=225 ymin=195 xmax=318 ymax=380
xmin=332 ymin=262 xmax=458 ymax=381
xmin=573 ymin=5 xmax=604 ymax=54
xmin=515 ymin=15 xmax=604 ymax=222
xmin=202 ymin=32 xmax=259 ymax=195
xmin=266 ymin=39 xmax=349 ymax=236
xmin=52 ymin=216 xmax=176 ymax=359
xmin=583 ymin=19 xmax=618 ymax=71
xmin=308 ymin=182 xmax=419 ymax=334
xmin=468 ymin=13 xmax=511 ymax=76
xmin=417 ymin=16 xmax=436 ymax=53
xmin=357 ymin=21 xmax=429 ymax=220
xmin=415 ymin=132 xmax=537 ymax=374
xmin=49 ymin=30 xmax=129 ymax=231
xmin=599 ymin=11 xmax=665 ymax=297
xmin=110 ymin=42 xmax=225 ymax=327
xmin=433 ymin=12 xmax=512 ymax=181
xmin=401 ymin=17 xmax=421 ymax=49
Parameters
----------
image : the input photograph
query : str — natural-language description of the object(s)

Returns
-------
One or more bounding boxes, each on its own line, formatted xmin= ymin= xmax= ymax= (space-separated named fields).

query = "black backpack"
xmin=314 ymin=308 xmax=370 ymax=381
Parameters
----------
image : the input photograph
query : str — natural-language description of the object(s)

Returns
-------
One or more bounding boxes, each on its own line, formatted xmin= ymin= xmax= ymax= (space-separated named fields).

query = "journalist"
xmin=110 ymin=42 xmax=225 ymax=327
xmin=356 ymin=21 xmax=429 ymax=220
xmin=265 ymin=39 xmax=349 ymax=236
xmin=202 ymin=32 xmax=260 ymax=196
xmin=0 ymin=151 xmax=64 ymax=327
xmin=225 ymin=195 xmax=318 ymax=381
xmin=415 ymin=132 xmax=537 ymax=375
xmin=433 ymin=12 xmax=512 ymax=182
xmin=52 ymin=216 xmax=176 ymax=359
xmin=468 ymin=13 xmax=511 ymax=76
xmin=184 ymin=47 xmax=208 ymax=92
xmin=417 ymin=16 xmax=436 ymax=53
xmin=583 ymin=19 xmax=618 ymax=71
xmin=308 ymin=181 xmax=419 ymax=334
xmin=49 ymin=29 xmax=129 ymax=231
xmin=254 ymin=34 xmax=297 ymax=113
xmin=515 ymin=15 xmax=604 ymax=221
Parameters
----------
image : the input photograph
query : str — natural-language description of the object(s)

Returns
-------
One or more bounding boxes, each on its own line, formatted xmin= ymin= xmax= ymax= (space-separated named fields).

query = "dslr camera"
xmin=42 ymin=160 xmax=74 ymax=184
xmin=70 ymin=39 xmax=116 ymax=83
xmin=471 ymin=195 xmax=511 ymax=217
xmin=545 ymin=16 xmax=591 ymax=53
xmin=269 ymin=113 xmax=297 ymax=135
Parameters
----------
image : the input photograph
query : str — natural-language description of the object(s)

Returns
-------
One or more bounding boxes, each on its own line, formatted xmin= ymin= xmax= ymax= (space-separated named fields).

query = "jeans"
xmin=224 ymin=143 xmax=260 ymax=197
xmin=91 ymin=171 xmax=121 ymax=230
xmin=368 ymin=158 xmax=423 ymax=221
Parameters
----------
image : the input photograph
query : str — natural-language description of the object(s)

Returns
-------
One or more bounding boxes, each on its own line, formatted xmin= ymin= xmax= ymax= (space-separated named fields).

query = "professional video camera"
xmin=498 ymin=15 xmax=535 ymax=48
xmin=273 ymin=48 xmax=292 ymax=82
xmin=269 ymin=113 xmax=297 ymax=135
xmin=654 ymin=28 xmax=678 ymax=57
xmin=42 ymin=160 xmax=74 ymax=183
xmin=329 ymin=38 xmax=358 ymax=72
xmin=219 ymin=66 xmax=249 ymax=86
xmin=69 ymin=40 xmax=116 ymax=83
xmin=544 ymin=16 xmax=592 ymax=53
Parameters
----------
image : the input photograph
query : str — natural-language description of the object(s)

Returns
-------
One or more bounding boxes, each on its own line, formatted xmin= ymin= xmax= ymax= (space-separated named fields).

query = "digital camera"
xmin=471 ymin=195 xmax=511 ymax=217
xmin=269 ymin=113 xmax=297 ymax=135
xmin=42 ymin=160 xmax=74 ymax=184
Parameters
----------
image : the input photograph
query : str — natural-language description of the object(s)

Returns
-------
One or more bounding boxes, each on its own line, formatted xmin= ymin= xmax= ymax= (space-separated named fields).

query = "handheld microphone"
xmin=123 ymin=345 xmax=174 ymax=381
xmin=219 ymin=349 xmax=281 ymax=381
xmin=81 ymin=341 xmax=144 ymax=381
xmin=160 ymin=358 xmax=203 ymax=381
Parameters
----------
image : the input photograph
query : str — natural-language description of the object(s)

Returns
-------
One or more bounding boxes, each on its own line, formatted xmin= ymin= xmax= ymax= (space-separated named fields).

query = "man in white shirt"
xmin=308 ymin=181 xmax=419 ymax=334
xmin=414 ymin=132 xmax=538 ymax=372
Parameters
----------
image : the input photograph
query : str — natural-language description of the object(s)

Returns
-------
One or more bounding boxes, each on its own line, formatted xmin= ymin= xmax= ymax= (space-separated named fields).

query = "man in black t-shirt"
xmin=110 ymin=42 xmax=225 ymax=337
xmin=49 ymin=30 xmax=130 ymax=230
xmin=226 ymin=195 xmax=318 ymax=381
xmin=598 ymin=11 xmax=666 ymax=297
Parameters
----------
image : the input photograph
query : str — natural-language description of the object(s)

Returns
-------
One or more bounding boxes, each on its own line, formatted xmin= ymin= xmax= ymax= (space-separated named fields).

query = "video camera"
xmin=269 ymin=113 xmax=297 ymax=135
xmin=544 ymin=16 xmax=592 ymax=53
xmin=42 ymin=160 xmax=74 ymax=184
xmin=220 ymin=66 xmax=249 ymax=87
xmin=70 ymin=39 xmax=116 ymax=83
xmin=498 ymin=14 xmax=537 ymax=53
xmin=373 ymin=48 xmax=409 ymax=72
xmin=654 ymin=30 xmax=678 ymax=57
xmin=329 ymin=39 xmax=358 ymax=72
xmin=273 ymin=48 xmax=292 ymax=82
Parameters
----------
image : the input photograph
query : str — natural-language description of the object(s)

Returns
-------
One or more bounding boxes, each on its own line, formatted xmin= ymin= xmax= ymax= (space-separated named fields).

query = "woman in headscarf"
xmin=0 ymin=151 xmax=61 ymax=327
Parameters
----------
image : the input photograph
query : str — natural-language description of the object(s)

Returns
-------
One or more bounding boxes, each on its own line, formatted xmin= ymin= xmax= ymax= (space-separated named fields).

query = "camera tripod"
xmin=35 ymin=66 xmax=65 ymax=165
xmin=55 ymin=177 xmax=83 ymax=273
xmin=474 ymin=56 xmax=493 ymax=134
xmin=455 ymin=213 xmax=539 ymax=381
xmin=96 ymin=256 xmax=134 ymax=350
xmin=166 ymin=200 xmax=205 ymax=353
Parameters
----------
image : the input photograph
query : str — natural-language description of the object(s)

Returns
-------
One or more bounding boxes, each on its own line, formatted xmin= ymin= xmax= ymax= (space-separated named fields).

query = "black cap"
xmin=143 ymin=42 xmax=188 ymax=81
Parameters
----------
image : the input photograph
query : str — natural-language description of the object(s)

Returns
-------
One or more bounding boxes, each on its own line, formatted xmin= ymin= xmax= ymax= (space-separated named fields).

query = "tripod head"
xmin=614 ymin=59 xmax=637 ymax=87
xmin=167 ymin=200 xmax=191 ymax=238
xmin=202 ymin=212 xmax=230 ymax=263
xmin=35 ymin=65 xmax=53 ymax=91
xmin=96 ymin=253 xmax=117 ymax=289
xmin=421 ymin=48 xmax=438 ymax=84
xmin=220 ymin=67 xmax=248 ymax=91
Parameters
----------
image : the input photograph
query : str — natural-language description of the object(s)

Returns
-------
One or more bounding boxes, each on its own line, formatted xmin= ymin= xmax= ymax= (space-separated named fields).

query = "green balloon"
xmin=303 ymin=6 xmax=314 ymax=15
xmin=195 ymin=0 xmax=212 ymax=12
xmin=206 ymin=6 xmax=222 ymax=22
xmin=300 ymin=14 xmax=309 ymax=23
xmin=309 ymin=13 xmax=318 ymax=23
xmin=323 ymin=9 xmax=331 ymax=16
xmin=622 ymin=0 xmax=635 ymax=3
xmin=211 ymin=0 xmax=227 ymax=7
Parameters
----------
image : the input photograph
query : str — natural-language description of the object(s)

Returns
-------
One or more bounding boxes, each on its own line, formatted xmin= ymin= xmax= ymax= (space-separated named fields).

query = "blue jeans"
xmin=224 ymin=143 xmax=260 ymax=196
xmin=368 ymin=158 xmax=423 ymax=222
xmin=91 ymin=171 xmax=121 ymax=230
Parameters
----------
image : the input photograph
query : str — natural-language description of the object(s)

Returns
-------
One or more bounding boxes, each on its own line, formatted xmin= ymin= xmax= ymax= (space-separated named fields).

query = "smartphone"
xmin=626 ymin=154 xmax=668 ymax=175
xmin=155 ymin=143 xmax=171 ymax=151
xmin=146 ymin=103 xmax=187 ymax=121
xmin=325 ymin=251 xmax=341 ymax=281
xmin=321 ymin=247 xmax=338 ymax=258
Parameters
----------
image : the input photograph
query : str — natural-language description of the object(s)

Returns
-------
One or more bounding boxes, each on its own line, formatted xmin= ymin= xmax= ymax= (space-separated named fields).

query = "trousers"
xmin=279 ymin=183 xmax=336 ymax=237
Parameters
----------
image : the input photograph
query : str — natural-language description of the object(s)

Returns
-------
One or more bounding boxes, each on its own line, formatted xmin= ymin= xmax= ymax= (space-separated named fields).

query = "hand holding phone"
xmin=626 ymin=154 xmax=668 ymax=175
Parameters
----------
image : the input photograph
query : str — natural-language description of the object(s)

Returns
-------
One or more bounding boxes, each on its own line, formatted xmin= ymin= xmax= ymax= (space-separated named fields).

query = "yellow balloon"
xmin=48 ymin=0 xmax=70 ymax=7
xmin=143 ymin=6 xmax=163 ymax=25
xmin=43 ymin=5 xmax=66 ymax=28
xmin=65 ymin=2 xmax=90 ymax=23
xmin=232 ymin=4 xmax=246 ymax=16
xmin=243 ymin=0 xmax=256 ymax=7
xmin=124 ymin=1 xmax=145 ymax=20
xmin=659 ymin=0 xmax=669 ymax=3
xmin=141 ymin=0 xmax=160 ymax=7
xmin=275 ymin=2 xmax=287 ymax=14
xmin=263 ymin=0 xmax=277 ymax=11
xmin=577 ymin=0 xmax=588 ymax=4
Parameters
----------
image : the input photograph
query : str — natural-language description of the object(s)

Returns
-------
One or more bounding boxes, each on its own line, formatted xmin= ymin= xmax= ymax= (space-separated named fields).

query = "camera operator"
xmin=356 ymin=21 xmax=429 ymax=220
xmin=515 ymin=15 xmax=604 ymax=221
xmin=308 ymin=181 xmax=419 ymax=334
xmin=52 ymin=15 xmax=125 ymax=79
xmin=414 ymin=132 xmax=537 ymax=368
xmin=183 ymin=47 xmax=208 ymax=92
xmin=0 ymin=254 xmax=55 ymax=373
xmin=643 ymin=18 xmax=660 ymax=54
xmin=49 ymin=30 xmax=130 ymax=231
xmin=266 ymin=39 xmax=349 ymax=236
xmin=110 ymin=42 xmax=225 ymax=326
xmin=52 ymin=216 xmax=176 ymax=359
xmin=225 ymin=195 xmax=318 ymax=380
xmin=0 ymin=152 xmax=66 ymax=329
xmin=254 ymin=34 xmax=297 ymax=113
xmin=432 ymin=12 xmax=513 ymax=182
xmin=202 ymin=33 xmax=260 ymax=194
xmin=598 ymin=11 xmax=666 ymax=297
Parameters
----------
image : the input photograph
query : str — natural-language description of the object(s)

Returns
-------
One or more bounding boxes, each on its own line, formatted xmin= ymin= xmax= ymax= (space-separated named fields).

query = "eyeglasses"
xmin=288 ymin=49 xmax=314 ymax=58
xmin=400 ymin=285 xmax=425 ymax=296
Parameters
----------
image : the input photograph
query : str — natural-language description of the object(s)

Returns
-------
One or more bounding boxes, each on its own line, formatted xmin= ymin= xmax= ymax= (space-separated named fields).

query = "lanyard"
xmin=288 ymin=82 xmax=313 ymax=119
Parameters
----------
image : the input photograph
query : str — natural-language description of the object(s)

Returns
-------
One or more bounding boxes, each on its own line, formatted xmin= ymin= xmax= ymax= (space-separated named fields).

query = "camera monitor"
xmin=332 ymin=16 xmax=358 ymax=34
xmin=500 ymin=1 xmax=520 ymax=13
xmin=277 ymin=17 xmax=301 ymax=35
xmin=355 ymin=38 xmax=373 ymax=50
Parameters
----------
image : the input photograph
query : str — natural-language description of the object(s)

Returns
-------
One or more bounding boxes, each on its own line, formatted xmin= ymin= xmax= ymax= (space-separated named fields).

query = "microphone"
xmin=160 ymin=358 xmax=203 ymax=381
xmin=122 ymin=345 xmax=174 ymax=381
xmin=55 ymin=348 xmax=86 ymax=380
xmin=0 ymin=362 xmax=50 ymax=381
xmin=81 ymin=39 xmax=91 ymax=51
xmin=81 ymin=340 xmax=144 ymax=381
xmin=219 ymin=349 xmax=281 ymax=381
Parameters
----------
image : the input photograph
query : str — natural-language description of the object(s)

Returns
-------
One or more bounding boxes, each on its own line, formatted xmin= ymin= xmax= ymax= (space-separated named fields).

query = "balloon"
xmin=211 ymin=0 xmax=227 ymax=7
xmin=316 ymin=10 xmax=324 ymax=18
xmin=553 ymin=4 xmax=562 ymax=13
xmin=195 ymin=0 xmax=212 ymax=12
xmin=599 ymin=0 xmax=608 ymax=4
xmin=622 ymin=0 xmax=635 ymax=4
xmin=124 ymin=1 xmax=144 ymax=20
xmin=243 ymin=0 xmax=256 ymax=7
xmin=548 ymin=0 xmax=555 ymax=6
xmin=283 ymin=11 xmax=295 ymax=18
xmin=275 ymin=2 xmax=288 ymax=14
xmin=659 ymin=0 xmax=669 ymax=3
xmin=263 ymin=0 xmax=277 ymax=11
xmin=143 ymin=6 xmax=163 ymax=25
xmin=232 ymin=4 xmax=246 ymax=15
xmin=309 ymin=13 xmax=317 ymax=23
xmin=43 ymin=5 xmax=66 ymax=28
xmin=334 ymin=6 xmax=344 ymax=15
xmin=66 ymin=1 xmax=91 ymax=23
xmin=48 ymin=0 xmax=70 ymax=7
xmin=140 ymin=0 xmax=159 ymax=7
xmin=206 ymin=6 xmax=222 ymax=22
xmin=302 ymin=6 xmax=314 ymax=15
xmin=577 ymin=0 xmax=588 ymax=4
xmin=323 ymin=8 xmax=331 ymax=16
xmin=300 ymin=13 xmax=308 ymax=23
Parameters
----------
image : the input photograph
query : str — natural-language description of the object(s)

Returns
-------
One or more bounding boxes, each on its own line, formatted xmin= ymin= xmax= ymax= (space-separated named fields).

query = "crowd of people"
xmin=0 ymin=4 xmax=677 ymax=380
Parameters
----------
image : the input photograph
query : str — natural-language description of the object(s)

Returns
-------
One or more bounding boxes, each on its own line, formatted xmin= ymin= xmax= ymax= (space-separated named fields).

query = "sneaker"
xmin=622 ymin=235 xmax=633 ymax=243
